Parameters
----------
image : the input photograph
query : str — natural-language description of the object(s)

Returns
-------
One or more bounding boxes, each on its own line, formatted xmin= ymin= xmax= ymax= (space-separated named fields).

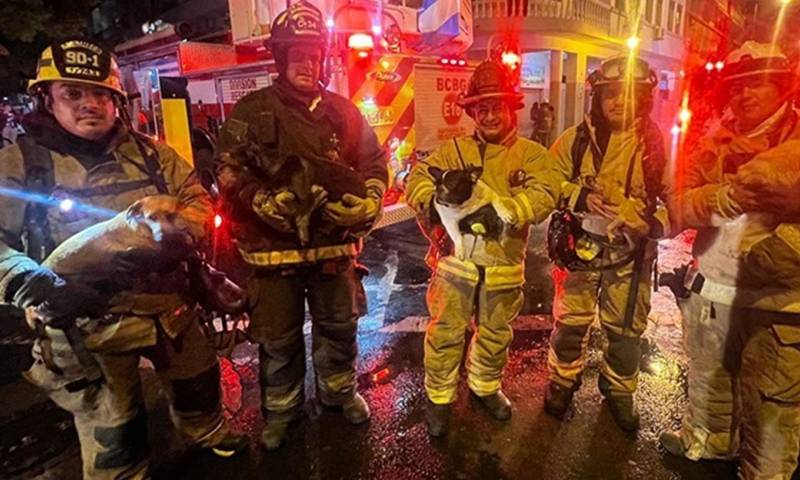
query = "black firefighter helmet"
xmin=547 ymin=208 xmax=637 ymax=272
xmin=266 ymin=0 xmax=328 ymax=78
xmin=457 ymin=60 xmax=524 ymax=115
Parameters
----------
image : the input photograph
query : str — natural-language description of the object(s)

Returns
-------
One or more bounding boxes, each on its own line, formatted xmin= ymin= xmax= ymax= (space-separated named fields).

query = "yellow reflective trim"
xmin=238 ymin=243 xmax=360 ymax=266
xmin=484 ymin=264 xmax=525 ymax=290
xmin=365 ymin=179 xmax=386 ymax=200
xmin=365 ymin=178 xmax=386 ymax=189
xmin=514 ymin=192 xmax=535 ymax=224
xmin=263 ymin=383 xmax=304 ymax=411
xmin=437 ymin=256 xmax=480 ymax=282
xmin=407 ymin=185 xmax=435 ymax=209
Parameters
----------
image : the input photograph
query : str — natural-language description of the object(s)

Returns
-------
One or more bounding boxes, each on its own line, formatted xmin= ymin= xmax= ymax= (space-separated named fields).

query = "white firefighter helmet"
xmin=721 ymin=41 xmax=792 ymax=83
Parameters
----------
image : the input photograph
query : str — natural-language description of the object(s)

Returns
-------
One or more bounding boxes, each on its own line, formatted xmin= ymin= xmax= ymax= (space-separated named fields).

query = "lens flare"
xmin=59 ymin=198 xmax=75 ymax=212
xmin=0 ymin=186 xmax=117 ymax=219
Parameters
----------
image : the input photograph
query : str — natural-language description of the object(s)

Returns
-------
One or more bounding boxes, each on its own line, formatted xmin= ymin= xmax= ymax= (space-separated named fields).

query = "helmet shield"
xmin=29 ymin=38 xmax=124 ymax=97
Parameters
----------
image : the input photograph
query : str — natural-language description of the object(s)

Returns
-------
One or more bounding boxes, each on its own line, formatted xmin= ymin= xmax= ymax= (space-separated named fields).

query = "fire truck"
xmin=117 ymin=0 xmax=478 ymax=220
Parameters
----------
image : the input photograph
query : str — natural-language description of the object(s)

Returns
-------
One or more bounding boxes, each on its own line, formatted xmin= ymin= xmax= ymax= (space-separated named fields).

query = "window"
xmin=655 ymin=0 xmax=664 ymax=26
xmin=674 ymin=4 xmax=683 ymax=33
xmin=615 ymin=0 xmax=626 ymax=11
xmin=668 ymin=0 xmax=675 ymax=32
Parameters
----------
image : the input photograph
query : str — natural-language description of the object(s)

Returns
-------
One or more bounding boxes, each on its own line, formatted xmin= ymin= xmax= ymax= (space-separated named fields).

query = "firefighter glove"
xmin=608 ymin=198 xmax=650 ymax=240
xmin=322 ymin=193 xmax=380 ymax=227
xmin=252 ymin=189 xmax=297 ymax=233
xmin=12 ymin=267 xmax=104 ymax=326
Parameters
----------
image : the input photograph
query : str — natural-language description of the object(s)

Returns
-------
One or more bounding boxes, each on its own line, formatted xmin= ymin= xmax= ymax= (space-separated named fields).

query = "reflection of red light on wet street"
xmin=219 ymin=357 xmax=243 ymax=414
xmin=372 ymin=367 xmax=391 ymax=384
xmin=551 ymin=265 xmax=568 ymax=300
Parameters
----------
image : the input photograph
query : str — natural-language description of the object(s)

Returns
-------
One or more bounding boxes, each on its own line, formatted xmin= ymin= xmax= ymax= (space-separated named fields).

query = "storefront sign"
xmin=219 ymin=75 xmax=270 ymax=103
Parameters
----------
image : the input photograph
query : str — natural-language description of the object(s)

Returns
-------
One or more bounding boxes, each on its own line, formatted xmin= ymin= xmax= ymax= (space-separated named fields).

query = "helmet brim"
xmin=458 ymin=92 xmax=525 ymax=109
xmin=721 ymin=69 xmax=792 ymax=83
xmin=28 ymin=77 xmax=126 ymax=97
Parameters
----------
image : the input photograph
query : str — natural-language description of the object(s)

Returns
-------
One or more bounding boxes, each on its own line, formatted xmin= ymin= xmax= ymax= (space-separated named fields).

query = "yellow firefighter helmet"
xmin=28 ymin=38 xmax=125 ymax=97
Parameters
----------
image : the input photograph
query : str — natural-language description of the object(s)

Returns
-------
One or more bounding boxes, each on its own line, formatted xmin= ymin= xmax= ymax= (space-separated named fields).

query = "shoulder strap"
xmin=639 ymin=119 xmax=668 ymax=206
xmin=570 ymin=123 xmax=591 ymax=181
xmin=18 ymin=138 xmax=56 ymax=261
xmin=130 ymin=133 xmax=169 ymax=194
xmin=452 ymin=138 xmax=468 ymax=169
xmin=116 ymin=102 xmax=170 ymax=195
xmin=18 ymin=137 xmax=55 ymax=192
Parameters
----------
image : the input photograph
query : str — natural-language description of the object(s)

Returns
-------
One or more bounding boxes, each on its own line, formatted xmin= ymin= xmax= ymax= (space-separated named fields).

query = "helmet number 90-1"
xmin=65 ymin=50 xmax=100 ymax=68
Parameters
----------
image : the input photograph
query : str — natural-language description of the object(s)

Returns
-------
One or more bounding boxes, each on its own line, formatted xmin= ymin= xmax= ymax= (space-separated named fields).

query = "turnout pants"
xmin=547 ymin=259 xmax=653 ymax=397
xmin=677 ymin=293 xmax=800 ymax=480
xmin=247 ymin=257 xmax=366 ymax=421
xmin=424 ymin=259 xmax=525 ymax=405
xmin=25 ymin=318 xmax=226 ymax=480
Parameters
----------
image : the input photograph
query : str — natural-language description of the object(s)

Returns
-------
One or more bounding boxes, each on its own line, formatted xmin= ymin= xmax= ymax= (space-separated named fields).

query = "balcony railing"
xmin=473 ymin=0 xmax=612 ymax=34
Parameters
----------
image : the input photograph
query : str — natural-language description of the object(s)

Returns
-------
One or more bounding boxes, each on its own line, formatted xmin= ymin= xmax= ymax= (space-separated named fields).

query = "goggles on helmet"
xmin=588 ymin=56 xmax=657 ymax=89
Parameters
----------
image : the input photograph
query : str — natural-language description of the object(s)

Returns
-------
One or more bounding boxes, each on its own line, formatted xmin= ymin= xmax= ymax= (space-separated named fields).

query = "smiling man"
xmin=406 ymin=60 xmax=571 ymax=436
xmin=215 ymin=0 xmax=388 ymax=451
xmin=660 ymin=42 xmax=800 ymax=480
xmin=0 ymin=39 xmax=246 ymax=479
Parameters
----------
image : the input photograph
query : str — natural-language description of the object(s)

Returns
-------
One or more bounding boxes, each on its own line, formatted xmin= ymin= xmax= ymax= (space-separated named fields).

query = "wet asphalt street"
xmin=0 ymin=220 xmax=768 ymax=479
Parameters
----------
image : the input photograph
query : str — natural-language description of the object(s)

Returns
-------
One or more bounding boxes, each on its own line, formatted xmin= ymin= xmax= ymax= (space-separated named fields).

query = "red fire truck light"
xmin=372 ymin=367 xmax=391 ymax=384
xmin=348 ymin=33 xmax=374 ymax=50
xmin=501 ymin=51 xmax=521 ymax=69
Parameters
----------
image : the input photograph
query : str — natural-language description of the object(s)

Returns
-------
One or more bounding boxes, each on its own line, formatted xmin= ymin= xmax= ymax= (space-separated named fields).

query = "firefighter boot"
xmin=544 ymin=381 xmax=577 ymax=420
xmin=260 ymin=410 xmax=300 ymax=452
xmin=342 ymin=393 xmax=371 ymax=425
xmin=471 ymin=391 xmax=512 ymax=421
xmin=659 ymin=431 xmax=688 ymax=457
xmin=208 ymin=430 xmax=249 ymax=458
xmin=426 ymin=401 xmax=452 ymax=437
xmin=606 ymin=395 xmax=640 ymax=432
xmin=261 ymin=420 xmax=291 ymax=451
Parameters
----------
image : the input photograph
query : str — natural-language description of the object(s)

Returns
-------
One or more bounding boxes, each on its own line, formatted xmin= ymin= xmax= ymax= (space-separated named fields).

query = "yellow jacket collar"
xmin=475 ymin=127 xmax=518 ymax=149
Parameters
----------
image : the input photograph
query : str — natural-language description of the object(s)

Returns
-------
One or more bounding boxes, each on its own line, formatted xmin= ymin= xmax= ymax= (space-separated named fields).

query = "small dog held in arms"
xmin=428 ymin=165 xmax=516 ymax=259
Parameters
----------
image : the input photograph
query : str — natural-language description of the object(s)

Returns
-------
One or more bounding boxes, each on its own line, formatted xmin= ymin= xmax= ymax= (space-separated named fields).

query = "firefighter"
xmin=0 ymin=39 xmax=245 ymax=479
xmin=543 ymin=55 xmax=670 ymax=432
xmin=406 ymin=60 xmax=572 ymax=436
xmin=215 ymin=1 xmax=388 ymax=451
xmin=659 ymin=42 xmax=800 ymax=479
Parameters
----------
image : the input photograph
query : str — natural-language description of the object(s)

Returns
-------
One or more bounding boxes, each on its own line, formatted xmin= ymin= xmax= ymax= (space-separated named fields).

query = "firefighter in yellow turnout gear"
xmin=0 ymin=39 xmax=245 ymax=479
xmin=659 ymin=42 xmax=800 ymax=480
xmin=406 ymin=60 xmax=572 ymax=436
xmin=543 ymin=55 xmax=670 ymax=432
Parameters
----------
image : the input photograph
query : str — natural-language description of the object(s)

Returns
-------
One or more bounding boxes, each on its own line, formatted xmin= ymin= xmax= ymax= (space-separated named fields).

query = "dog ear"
xmin=428 ymin=166 xmax=444 ymax=182
xmin=469 ymin=167 xmax=483 ymax=183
